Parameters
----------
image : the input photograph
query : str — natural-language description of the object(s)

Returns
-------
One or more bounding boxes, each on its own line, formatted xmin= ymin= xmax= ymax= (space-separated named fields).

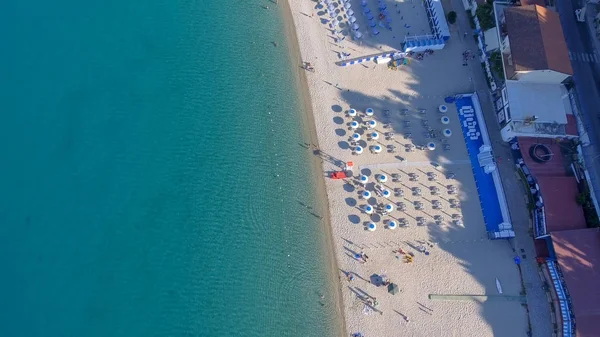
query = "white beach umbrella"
xmin=427 ymin=142 xmax=436 ymax=151
xmin=371 ymin=132 xmax=379 ymax=140
xmin=388 ymin=220 xmax=398 ymax=229
xmin=368 ymin=120 xmax=377 ymax=128
xmin=441 ymin=116 xmax=450 ymax=124
xmin=344 ymin=2 xmax=352 ymax=9
xmin=365 ymin=108 xmax=374 ymax=116
xmin=348 ymin=108 xmax=357 ymax=117
xmin=329 ymin=10 xmax=336 ymax=18
xmin=347 ymin=9 xmax=354 ymax=16
xmin=362 ymin=190 xmax=372 ymax=199
xmin=368 ymin=222 xmax=377 ymax=231
xmin=352 ymin=23 xmax=360 ymax=31
xmin=352 ymin=133 xmax=361 ymax=141
xmin=443 ymin=129 xmax=452 ymax=137
xmin=378 ymin=174 xmax=388 ymax=183
xmin=350 ymin=121 xmax=359 ymax=129
xmin=354 ymin=31 xmax=363 ymax=39
xmin=331 ymin=18 xmax=339 ymax=26
xmin=355 ymin=146 xmax=364 ymax=154
xmin=364 ymin=205 xmax=374 ymax=214
xmin=438 ymin=105 xmax=448 ymax=113
xmin=373 ymin=145 xmax=382 ymax=153
xmin=328 ymin=4 xmax=335 ymax=11
xmin=360 ymin=175 xmax=369 ymax=184
xmin=349 ymin=16 xmax=357 ymax=23
xmin=385 ymin=203 xmax=395 ymax=212
xmin=382 ymin=189 xmax=391 ymax=198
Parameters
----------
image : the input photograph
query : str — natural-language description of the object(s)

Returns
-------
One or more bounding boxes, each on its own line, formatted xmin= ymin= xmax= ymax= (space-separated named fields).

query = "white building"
xmin=493 ymin=4 xmax=578 ymax=141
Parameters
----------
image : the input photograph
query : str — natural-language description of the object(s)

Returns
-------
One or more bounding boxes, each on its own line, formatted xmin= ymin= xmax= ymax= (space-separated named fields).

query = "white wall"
xmin=513 ymin=70 xmax=569 ymax=84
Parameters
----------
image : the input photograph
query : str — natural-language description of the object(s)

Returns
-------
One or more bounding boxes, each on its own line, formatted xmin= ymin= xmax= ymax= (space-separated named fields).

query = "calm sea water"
xmin=0 ymin=1 xmax=340 ymax=336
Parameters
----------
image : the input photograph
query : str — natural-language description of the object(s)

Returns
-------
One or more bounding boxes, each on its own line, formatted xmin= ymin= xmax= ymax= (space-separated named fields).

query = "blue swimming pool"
xmin=455 ymin=96 xmax=504 ymax=233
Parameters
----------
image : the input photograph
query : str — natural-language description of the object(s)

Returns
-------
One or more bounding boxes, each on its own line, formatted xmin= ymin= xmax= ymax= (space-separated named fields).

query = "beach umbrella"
xmin=331 ymin=18 xmax=339 ymax=26
xmin=427 ymin=142 xmax=436 ymax=151
xmin=377 ymin=174 xmax=388 ymax=183
xmin=385 ymin=203 xmax=394 ymax=212
xmin=369 ymin=20 xmax=377 ymax=28
xmin=353 ymin=31 xmax=363 ymax=39
xmin=366 ymin=13 xmax=374 ymax=20
xmin=348 ymin=108 xmax=357 ymax=117
xmin=347 ymin=9 xmax=354 ymax=16
xmin=365 ymin=108 xmax=374 ymax=116
xmin=360 ymin=175 xmax=369 ymax=184
xmin=362 ymin=190 xmax=372 ymax=199
xmin=388 ymin=283 xmax=399 ymax=294
xmin=328 ymin=4 xmax=335 ymax=11
xmin=373 ymin=145 xmax=382 ymax=153
xmin=355 ymin=146 xmax=364 ymax=154
xmin=443 ymin=129 xmax=452 ymax=137
xmin=352 ymin=133 xmax=361 ymax=141
xmin=361 ymin=0 xmax=368 ymax=7
xmin=368 ymin=120 xmax=377 ymax=128
xmin=379 ymin=4 xmax=387 ymax=10
xmin=364 ymin=205 xmax=374 ymax=214
xmin=372 ymin=28 xmax=380 ymax=36
xmin=363 ymin=7 xmax=371 ymax=14
xmin=371 ymin=132 xmax=379 ymax=140
xmin=352 ymin=23 xmax=360 ymax=31
xmin=382 ymin=9 xmax=389 ymax=16
xmin=438 ymin=104 xmax=448 ymax=113
xmin=382 ymin=189 xmax=391 ymax=198
xmin=388 ymin=220 xmax=397 ymax=230
xmin=441 ymin=116 xmax=450 ymax=124
xmin=344 ymin=2 xmax=352 ymax=9
xmin=368 ymin=222 xmax=377 ymax=231
xmin=349 ymin=15 xmax=357 ymax=23
xmin=350 ymin=121 xmax=359 ymax=129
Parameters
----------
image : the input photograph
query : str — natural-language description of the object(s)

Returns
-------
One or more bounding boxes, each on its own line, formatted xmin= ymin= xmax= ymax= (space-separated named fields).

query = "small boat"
xmin=496 ymin=278 xmax=503 ymax=294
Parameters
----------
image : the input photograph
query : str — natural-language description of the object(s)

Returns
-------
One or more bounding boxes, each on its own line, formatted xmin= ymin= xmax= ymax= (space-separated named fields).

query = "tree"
xmin=447 ymin=11 xmax=457 ymax=24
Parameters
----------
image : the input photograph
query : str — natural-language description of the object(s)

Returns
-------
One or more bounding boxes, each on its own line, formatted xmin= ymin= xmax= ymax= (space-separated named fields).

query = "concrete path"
xmin=445 ymin=1 xmax=553 ymax=336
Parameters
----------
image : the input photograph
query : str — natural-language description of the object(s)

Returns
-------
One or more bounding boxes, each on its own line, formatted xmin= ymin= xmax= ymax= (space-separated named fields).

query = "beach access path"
xmin=286 ymin=0 xmax=548 ymax=336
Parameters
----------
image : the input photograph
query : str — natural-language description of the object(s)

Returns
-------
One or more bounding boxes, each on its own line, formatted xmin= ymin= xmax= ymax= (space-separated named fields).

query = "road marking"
xmin=583 ymin=53 xmax=590 ymax=62
xmin=568 ymin=51 xmax=574 ymax=60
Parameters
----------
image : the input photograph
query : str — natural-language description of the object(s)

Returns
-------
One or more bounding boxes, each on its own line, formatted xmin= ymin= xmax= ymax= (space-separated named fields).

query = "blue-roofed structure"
xmin=454 ymin=93 xmax=514 ymax=239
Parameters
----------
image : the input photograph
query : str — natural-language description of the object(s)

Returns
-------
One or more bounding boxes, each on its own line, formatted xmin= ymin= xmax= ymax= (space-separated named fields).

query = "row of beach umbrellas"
xmin=352 ymin=131 xmax=379 ymax=141
xmin=348 ymin=108 xmax=374 ymax=117
xmin=350 ymin=120 xmax=377 ymax=129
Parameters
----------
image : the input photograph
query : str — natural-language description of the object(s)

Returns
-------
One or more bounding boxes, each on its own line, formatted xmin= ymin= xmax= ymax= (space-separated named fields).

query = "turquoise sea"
xmin=0 ymin=1 xmax=341 ymax=336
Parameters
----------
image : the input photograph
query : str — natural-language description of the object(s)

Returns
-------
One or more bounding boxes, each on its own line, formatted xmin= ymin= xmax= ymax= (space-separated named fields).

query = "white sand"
xmin=287 ymin=0 xmax=528 ymax=336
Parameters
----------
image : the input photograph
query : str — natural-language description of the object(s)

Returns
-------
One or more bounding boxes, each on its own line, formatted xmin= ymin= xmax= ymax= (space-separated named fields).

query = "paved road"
xmin=443 ymin=2 xmax=554 ymax=336
xmin=556 ymin=0 xmax=600 ymax=203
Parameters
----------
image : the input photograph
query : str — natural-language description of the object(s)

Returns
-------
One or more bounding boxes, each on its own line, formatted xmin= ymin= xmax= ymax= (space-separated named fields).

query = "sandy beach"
xmin=284 ymin=0 xmax=529 ymax=336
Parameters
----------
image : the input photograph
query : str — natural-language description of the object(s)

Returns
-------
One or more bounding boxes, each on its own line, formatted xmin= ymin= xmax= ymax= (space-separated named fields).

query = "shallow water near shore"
xmin=0 ymin=1 xmax=340 ymax=336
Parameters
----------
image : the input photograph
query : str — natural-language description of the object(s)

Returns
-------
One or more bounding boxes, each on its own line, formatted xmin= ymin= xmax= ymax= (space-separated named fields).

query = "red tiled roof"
xmin=520 ymin=0 xmax=546 ymax=6
xmin=537 ymin=176 xmax=587 ymax=232
xmin=551 ymin=229 xmax=600 ymax=337
xmin=566 ymin=114 xmax=578 ymax=136
xmin=504 ymin=5 xmax=573 ymax=75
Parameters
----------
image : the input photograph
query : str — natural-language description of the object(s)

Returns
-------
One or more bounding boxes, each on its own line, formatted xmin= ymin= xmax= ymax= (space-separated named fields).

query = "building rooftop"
xmin=551 ymin=229 xmax=600 ymax=337
xmin=505 ymin=81 xmax=572 ymax=136
xmin=537 ymin=176 xmax=587 ymax=232
xmin=504 ymin=5 xmax=573 ymax=75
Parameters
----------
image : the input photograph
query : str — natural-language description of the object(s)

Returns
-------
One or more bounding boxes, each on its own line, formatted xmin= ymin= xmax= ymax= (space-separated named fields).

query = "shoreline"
xmin=279 ymin=1 xmax=348 ymax=336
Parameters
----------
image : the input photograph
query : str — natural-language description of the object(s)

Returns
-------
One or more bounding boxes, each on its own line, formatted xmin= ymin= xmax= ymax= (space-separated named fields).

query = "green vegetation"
xmin=576 ymin=192 xmax=589 ymax=206
xmin=476 ymin=2 xmax=496 ymax=30
xmin=447 ymin=11 xmax=457 ymax=24
xmin=489 ymin=51 xmax=504 ymax=78
xmin=518 ymin=168 xmax=536 ymax=211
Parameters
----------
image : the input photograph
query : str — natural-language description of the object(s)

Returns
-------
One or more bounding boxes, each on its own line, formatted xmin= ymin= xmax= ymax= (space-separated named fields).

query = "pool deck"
xmin=455 ymin=93 xmax=514 ymax=238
